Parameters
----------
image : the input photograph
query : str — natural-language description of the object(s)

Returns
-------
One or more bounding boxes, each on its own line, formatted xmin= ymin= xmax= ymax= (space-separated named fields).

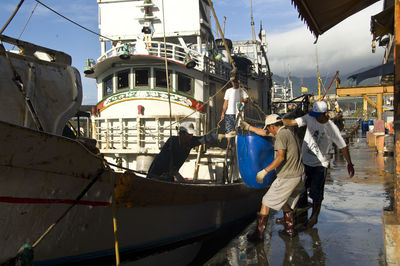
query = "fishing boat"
xmin=0 ymin=0 xmax=273 ymax=264
xmin=85 ymin=0 xmax=272 ymax=182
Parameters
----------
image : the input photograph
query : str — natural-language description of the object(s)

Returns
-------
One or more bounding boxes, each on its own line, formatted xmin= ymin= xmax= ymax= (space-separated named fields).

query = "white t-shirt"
xmin=223 ymin=87 xmax=249 ymax=115
xmin=295 ymin=114 xmax=346 ymax=168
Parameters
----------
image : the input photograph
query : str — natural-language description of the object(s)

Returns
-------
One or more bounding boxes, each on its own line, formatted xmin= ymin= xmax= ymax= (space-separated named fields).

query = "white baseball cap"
xmin=264 ymin=114 xmax=281 ymax=129
xmin=309 ymin=101 xmax=328 ymax=117
xmin=178 ymin=122 xmax=195 ymax=134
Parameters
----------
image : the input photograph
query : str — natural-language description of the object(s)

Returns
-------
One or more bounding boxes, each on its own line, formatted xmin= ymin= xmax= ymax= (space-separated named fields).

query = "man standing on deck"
xmin=147 ymin=122 xmax=233 ymax=182
xmin=282 ymin=101 xmax=354 ymax=228
xmin=220 ymin=79 xmax=249 ymax=135
xmin=240 ymin=114 xmax=305 ymax=240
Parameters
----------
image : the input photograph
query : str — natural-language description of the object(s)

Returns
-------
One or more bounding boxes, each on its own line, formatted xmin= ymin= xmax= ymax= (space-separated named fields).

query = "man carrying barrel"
xmin=240 ymin=114 xmax=305 ymax=241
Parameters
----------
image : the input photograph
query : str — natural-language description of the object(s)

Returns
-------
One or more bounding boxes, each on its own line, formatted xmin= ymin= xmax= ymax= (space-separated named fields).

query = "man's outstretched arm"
xmin=282 ymin=118 xmax=298 ymax=127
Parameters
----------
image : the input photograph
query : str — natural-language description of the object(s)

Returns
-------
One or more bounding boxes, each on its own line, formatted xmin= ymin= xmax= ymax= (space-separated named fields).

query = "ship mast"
xmin=315 ymin=44 xmax=322 ymax=100
xmin=250 ymin=0 xmax=258 ymax=68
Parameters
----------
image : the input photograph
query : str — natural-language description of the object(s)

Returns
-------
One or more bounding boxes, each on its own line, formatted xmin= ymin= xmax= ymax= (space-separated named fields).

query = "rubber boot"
xmin=247 ymin=213 xmax=268 ymax=242
xmin=276 ymin=192 xmax=309 ymax=224
xmin=297 ymin=191 xmax=309 ymax=208
xmin=306 ymin=201 xmax=322 ymax=228
xmin=279 ymin=211 xmax=297 ymax=238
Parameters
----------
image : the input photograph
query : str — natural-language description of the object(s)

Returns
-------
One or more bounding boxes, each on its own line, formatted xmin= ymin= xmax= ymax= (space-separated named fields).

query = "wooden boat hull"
xmin=0 ymin=121 xmax=266 ymax=264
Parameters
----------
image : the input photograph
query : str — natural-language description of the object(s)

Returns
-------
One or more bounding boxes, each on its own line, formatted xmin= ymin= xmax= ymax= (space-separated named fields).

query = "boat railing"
xmin=98 ymin=41 xmax=201 ymax=67
xmin=93 ymin=116 xmax=204 ymax=153
xmin=97 ymin=41 xmax=231 ymax=80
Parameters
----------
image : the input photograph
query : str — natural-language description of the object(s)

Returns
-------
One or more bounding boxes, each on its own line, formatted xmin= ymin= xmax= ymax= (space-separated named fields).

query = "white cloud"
xmin=267 ymin=2 xmax=385 ymax=77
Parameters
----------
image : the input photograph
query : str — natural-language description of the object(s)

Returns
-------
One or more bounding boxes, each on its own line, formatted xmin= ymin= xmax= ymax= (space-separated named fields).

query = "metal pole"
xmin=112 ymin=194 xmax=120 ymax=266
xmin=394 ymin=0 xmax=400 ymax=217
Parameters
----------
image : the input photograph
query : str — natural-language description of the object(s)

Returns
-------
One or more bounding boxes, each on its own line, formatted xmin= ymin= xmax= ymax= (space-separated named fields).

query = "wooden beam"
xmin=363 ymin=97 xmax=368 ymax=120
xmin=377 ymin=93 xmax=383 ymax=120
xmin=336 ymin=85 xmax=393 ymax=96
xmin=363 ymin=95 xmax=377 ymax=108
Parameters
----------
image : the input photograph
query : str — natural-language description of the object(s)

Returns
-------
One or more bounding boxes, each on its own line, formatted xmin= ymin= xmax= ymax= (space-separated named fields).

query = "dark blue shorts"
xmin=303 ymin=164 xmax=327 ymax=203
xmin=225 ymin=114 xmax=236 ymax=133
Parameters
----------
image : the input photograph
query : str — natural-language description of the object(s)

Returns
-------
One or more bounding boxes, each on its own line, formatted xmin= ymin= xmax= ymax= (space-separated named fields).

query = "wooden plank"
xmin=336 ymin=85 xmax=393 ymax=96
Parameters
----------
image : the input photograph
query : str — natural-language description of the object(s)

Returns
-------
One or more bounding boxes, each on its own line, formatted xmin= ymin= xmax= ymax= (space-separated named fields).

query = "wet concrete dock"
xmin=204 ymin=133 xmax=394 ymax=265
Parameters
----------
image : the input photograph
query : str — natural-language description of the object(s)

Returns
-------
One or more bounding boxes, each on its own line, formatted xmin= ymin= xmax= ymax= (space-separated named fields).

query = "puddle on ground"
xmin=204 ymin=136 xmax=392 ymax=266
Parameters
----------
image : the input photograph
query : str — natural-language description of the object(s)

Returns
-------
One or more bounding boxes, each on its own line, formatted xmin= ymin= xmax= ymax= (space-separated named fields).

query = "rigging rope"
xmin=2 ymin=167 xmax=106 ymax=266
xmin=0 ymin=0 xmax=25 ymax=34
xmin=11 ymin=2 xmax=38 ymax=50
xmin=321 ymin=71 xmax=339 ymax=100
xmin=161 ymin=78 xmax=232 ymax=135
xmin=161 ymin=0 xmax=173 ymax=137
xmin=3 ymin=49 xmax=44 ymax=131
xmin=207 ymin=0 xmax=237 ymax=78
xmin=31 ymin=167 xmax=106 ymax=249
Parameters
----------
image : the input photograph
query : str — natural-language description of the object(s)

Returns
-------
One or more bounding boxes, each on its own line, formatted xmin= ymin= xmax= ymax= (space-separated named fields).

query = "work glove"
xmin=218 ymin=134 xmax=225 ymax=142
xmin=256 ymin=169 xmax=268 ymax=184
xmin=240 ymin=120 xmax=250 ymax=131
xmin=347 ymin=163 xmax=354 ymax=178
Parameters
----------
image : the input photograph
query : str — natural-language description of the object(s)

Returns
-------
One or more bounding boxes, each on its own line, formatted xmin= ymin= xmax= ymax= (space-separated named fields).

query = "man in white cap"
xmin=282 ymin=101 xmax=354 ymax=228
xmin=240 ymin=114 xmax=305 ymax=240
xmin=147 ymin=122 xmax=232 ymax=182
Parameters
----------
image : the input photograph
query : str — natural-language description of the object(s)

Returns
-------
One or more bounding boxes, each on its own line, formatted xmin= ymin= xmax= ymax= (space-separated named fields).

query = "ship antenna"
xmin=250 ymin=0 xmax=258 ymax=68
xmin=223 ymin=16 xmax=226 ymax=35
xmin=250 ymin=0 xmax=256 ymax=42
xmin=161 ymin=0 xmax=173 ymax=136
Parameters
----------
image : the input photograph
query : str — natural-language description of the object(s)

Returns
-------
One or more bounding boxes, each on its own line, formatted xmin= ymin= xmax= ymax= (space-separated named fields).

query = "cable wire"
xmin=34 ymin=0 xmax=114 ymax=41
xmin=13 ymin=2 xmax=38 ymax=46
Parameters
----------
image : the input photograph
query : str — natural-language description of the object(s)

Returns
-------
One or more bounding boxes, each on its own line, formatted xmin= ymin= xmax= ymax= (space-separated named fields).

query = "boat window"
xmin=155 ymin=69 xmax=171 ymax=89
xmin=177 ymin=73 xmax=194 ymax=95
xmin=117 ymin=70 xmax=130 ymax=90
xmin=135 ymin=69 xmax=149 ymax=87
xmin=103 ymin=75 xmax=113 ymax=97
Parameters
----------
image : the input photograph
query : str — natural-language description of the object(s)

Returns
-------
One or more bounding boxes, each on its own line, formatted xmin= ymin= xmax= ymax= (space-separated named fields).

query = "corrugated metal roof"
xmin=291 ymin=0 xmax=379 ymax=38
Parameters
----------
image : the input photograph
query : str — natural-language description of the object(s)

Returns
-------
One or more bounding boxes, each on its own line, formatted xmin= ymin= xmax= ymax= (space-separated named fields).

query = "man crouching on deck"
xmin=240 ymin=114 xmax=305 ymax=241
xmin=147 ymin=122 xmax=233 ymax=182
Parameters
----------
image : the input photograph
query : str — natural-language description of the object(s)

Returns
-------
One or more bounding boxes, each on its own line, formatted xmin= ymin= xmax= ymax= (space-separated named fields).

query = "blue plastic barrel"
xmin=361 ymin=121 xmax=369 ymax=137
xmin=236 ymin=133 xmax=276 ymax=188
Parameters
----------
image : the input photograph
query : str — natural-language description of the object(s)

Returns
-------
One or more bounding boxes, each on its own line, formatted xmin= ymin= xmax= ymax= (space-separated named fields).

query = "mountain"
xmin=272 ymin=65 xmax=381 ymax=98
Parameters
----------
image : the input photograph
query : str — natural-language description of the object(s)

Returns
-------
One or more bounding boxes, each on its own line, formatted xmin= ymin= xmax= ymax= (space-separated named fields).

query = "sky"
xmin=1 ymin=0 xmax=385 ymax=105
